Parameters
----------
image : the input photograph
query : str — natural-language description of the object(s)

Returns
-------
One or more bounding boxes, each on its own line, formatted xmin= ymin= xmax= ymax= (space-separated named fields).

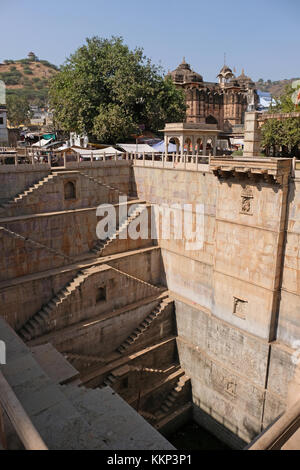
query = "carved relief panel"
xmin=240 ymin=186 xmax=253 ymax=215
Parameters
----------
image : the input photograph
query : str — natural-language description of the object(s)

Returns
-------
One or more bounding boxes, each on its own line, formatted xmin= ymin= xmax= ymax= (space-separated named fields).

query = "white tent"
xmin=117 ymin=143 xmax=154 ymax=153
xmin=71 ymin=147 xmax=122 ymax=159
xmin=32 ymin=138 xmax=53 ymax=148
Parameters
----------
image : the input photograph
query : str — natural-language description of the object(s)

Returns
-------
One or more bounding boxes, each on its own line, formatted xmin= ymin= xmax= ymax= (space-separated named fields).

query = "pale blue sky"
xmin=1 ymin=0 xmax=299 ymax=82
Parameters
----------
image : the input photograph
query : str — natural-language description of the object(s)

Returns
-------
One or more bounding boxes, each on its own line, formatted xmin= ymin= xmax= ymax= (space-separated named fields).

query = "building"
xmin=0 ymin=80 xmax=8 ymax=145
xmin=167 ymin=59 xmax=259 ymax=135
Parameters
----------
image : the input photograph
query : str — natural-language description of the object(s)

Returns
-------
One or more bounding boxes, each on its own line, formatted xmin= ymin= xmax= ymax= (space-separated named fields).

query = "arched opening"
xmin=206 ymin=138 xmax=213 ymax=156
xmin=205 ymin=115 xmax=218 ymax=125
xmin=64 ymin=181 xmax=76 ymax=200
xmin=168 ymin=137 xmax=180 ymax=161
xmin=196 ymin=138 xmax=203 ymax=155
xmin=185 ymin=137 xmax=192 ymax=162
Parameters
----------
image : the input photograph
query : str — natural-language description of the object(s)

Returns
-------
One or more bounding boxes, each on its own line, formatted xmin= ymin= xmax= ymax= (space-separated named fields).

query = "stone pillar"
xmin=179 ymin=136 xmax=184 ymax=163
xmin=202 ymin=137 xmax=207 ymax=157
xmin=176 ymin=140 xmax=180 ymax=160
xmin=213 ymin=136 xmax=217 ymax=157
xmin=191 ymin=136 xmax=195 ymax=161
xmin=164 ymin=135 xmax=169 ymax=160
xmin=243 ymin=112 xmax=261 ymax=158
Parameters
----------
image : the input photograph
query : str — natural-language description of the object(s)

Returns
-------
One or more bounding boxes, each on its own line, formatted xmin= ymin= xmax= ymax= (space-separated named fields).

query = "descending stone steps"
xmin=0 ymin=173 xmax=59 ymax=214
xmin=156 ymin=374 xmax=190 ymax=417
xmin=78 ymin=172 xmax=126 ymax=195
xmin=63 ymin=352 xmax=106 ymax=369
xmin=109 ymin=265 xmax=162 ymax=297
xmin=102 ymin=373 xmax=118 ymax=388
xmin=18 ymin=268 xmax=91 ymax=342
xmin=116 ymin=297 xmax=170 ymax=355
xmin=0 ymin=225 xmax=71 ymax=261
xmin=140 ymin=410 xmax=157 ymax=424
xmin=131 ymin=366 xmax=167 ymax=375
xmin=91 ymin=203 xmax=147 ymax=256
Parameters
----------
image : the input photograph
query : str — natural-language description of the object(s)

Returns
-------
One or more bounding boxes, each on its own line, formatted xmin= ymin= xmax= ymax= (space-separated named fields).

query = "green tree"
xmin=261 ymin=84 xmax=300 ymax=157
xmin=49 ymin=36 xmax=186 ymax=143
xmin=7 ymin=94 xmax=31 ymax=127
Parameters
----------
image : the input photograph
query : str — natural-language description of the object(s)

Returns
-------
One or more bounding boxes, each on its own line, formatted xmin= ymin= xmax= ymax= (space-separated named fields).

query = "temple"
xmin=167 ymin=59 xmax=258 ymax=135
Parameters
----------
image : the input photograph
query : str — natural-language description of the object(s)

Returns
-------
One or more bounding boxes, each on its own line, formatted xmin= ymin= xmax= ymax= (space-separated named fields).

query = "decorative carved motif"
xmin=240 ymin=186 xmax=253 ymax=215
xmin=233 ymin=297 xmax=247 ymax=319
xmin=225 ymin=380 xmax=237 ymax=397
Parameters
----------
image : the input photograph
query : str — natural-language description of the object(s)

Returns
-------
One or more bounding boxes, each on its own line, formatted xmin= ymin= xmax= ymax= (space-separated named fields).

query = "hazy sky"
xmin=1 ymin=0 xmax=299 ymax=82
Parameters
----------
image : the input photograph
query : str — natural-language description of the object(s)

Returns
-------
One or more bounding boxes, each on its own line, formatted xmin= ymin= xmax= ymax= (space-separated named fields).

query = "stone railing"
xmin=0 ymin=149 xmax=213 ymax=171
xmin=129 ymin=152 xmax=211 ymax=171
xmin=0 ymin=370 xmax=48 ymax=450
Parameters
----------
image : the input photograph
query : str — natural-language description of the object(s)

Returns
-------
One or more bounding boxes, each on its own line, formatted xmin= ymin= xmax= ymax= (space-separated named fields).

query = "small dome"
xmin=236 ymin=68 xmax=255 ymax=87
xmin=167 ymin=58 xmax=203 ymax=84
xmin=217 ymin=64 xmax=234 ymax=79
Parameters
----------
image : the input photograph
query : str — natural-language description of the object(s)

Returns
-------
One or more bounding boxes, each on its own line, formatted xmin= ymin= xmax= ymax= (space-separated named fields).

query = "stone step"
xmin=0 ymin=174 xmax=58 ymax=213
xmin=116 ymin=298 xmax=170 ymax=354
xmin=91 ymin=203 xmax=147 ymax=255
xmin=18 ymin=269 xmax=91 ymax=341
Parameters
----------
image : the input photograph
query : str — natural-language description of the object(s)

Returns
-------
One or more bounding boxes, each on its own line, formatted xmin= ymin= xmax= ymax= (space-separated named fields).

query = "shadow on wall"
xmin=192 ymin=404 xmax=247 ymax=450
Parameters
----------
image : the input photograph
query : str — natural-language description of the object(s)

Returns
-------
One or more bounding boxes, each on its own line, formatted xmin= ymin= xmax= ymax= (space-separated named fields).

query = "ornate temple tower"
xmin=167 ymin=60 xmax=258 ymax=134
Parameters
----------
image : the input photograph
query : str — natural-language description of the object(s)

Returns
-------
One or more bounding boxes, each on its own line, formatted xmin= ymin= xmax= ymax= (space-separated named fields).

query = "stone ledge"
xmin=210 ymin=157 xmax=291 ymax=184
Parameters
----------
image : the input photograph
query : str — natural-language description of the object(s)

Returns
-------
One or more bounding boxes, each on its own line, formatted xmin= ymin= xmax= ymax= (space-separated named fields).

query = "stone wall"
xmin=132 ymin=161 xmax=299 ymax=446
xmin=0 ymin=171 xmax=125 ymax=218
xmin=0 ymin=248 xmax=162 ymax=332
xmin=0 ymin=164 xmax=50 ymax=204
xmin=0 ymin=202 xmax=154 ymax=281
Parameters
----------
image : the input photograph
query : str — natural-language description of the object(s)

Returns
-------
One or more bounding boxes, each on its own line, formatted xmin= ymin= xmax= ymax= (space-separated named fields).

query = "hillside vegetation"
xmin=0 ymin=57 xmax=58 ymax=106
xmin=255 ymin=77 xmax=300 ymax=97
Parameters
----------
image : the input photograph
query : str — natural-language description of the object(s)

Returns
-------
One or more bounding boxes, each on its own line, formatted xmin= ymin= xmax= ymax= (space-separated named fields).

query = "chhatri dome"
xmin=236 ymin=68 xmax=255 ymax=88
xmin=217 ymin=64 xmax=235 ymax=83
xmin=167 ymin=58 xmax=203 ymax=85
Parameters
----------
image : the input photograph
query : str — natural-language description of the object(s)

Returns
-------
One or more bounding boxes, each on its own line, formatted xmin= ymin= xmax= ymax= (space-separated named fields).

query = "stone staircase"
xmin=91 ymin=203 xmax=147 ymax=256
xmin=155 ymin=374 xmax=191 ymax=418
xmin=0 ymin=225 xmax=72 ymax=261
xmin=102 ymin=372 xmax=118 ymax=388
xmin=78 ymin=172 xmax=127 ymax=199
xmin=0 ymin=173 xmax=58 ymax=215
xmin=18 ymin=268 xmax=91 ymax=342
xmin=109 ymin=266 xmax=163 ymax=298
xmin=116 ymin=297 xmax=170 ymax=354
xmin=63 ymin=352 xmax=106 ymax=369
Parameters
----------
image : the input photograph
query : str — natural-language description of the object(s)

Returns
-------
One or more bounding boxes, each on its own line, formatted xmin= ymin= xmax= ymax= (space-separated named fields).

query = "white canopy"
xmin=32 ymin=138 xmax=53 ymax=147
xmin=117 ymin=143 xmax=154 ymax=153
xmin=72 ymin=146 xmax=122 ymax=158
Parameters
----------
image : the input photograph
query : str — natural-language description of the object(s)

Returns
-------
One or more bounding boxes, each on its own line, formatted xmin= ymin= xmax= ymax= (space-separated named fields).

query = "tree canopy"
xmin=261 ymin=84 xmax=300 ymax=157
xmin=49 ymin=36 xmax=186 ymax=143
xmin=7 ymin=94 xmax=31 ymax=127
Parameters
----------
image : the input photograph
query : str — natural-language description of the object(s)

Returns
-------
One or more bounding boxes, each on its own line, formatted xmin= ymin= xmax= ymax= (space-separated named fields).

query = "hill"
xmin=0 ymin=54 xmax=59 ymax=106
xmin=255 ymin=77 xmax=300 ymax=97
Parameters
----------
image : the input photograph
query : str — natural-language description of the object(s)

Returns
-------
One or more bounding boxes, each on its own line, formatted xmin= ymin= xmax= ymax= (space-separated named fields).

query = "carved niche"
xmin=240 ymin=185 xmax=253 ymax=215
xmin=233 ymin=297 xmax=247 ymax=320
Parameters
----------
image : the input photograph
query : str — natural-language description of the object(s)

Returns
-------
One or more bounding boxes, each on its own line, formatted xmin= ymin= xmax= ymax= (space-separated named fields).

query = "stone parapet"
xmin=210 ymin=157 xmax=292 ymax=185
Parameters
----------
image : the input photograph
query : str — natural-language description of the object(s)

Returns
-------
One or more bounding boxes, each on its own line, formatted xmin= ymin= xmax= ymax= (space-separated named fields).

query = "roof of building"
xmin=117 ymin=143 xmax=154 ymax=153
xmin=235 ymin=69 xmax=255 ymax=87
xmin=217 ymin=64 xmax=234 ymax=78
xmin=167 ymin=58 xmax=203 ymax=85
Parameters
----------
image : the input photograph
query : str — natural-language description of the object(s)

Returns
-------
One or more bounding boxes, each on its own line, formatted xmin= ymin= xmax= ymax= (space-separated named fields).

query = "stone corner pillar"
xmin=243 ymin=111 xmax=261 ymax=158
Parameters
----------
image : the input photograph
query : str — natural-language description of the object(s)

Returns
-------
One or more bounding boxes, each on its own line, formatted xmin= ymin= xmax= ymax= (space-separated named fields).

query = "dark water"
xmin=167 ymin=421 xmax=230 ymax=451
